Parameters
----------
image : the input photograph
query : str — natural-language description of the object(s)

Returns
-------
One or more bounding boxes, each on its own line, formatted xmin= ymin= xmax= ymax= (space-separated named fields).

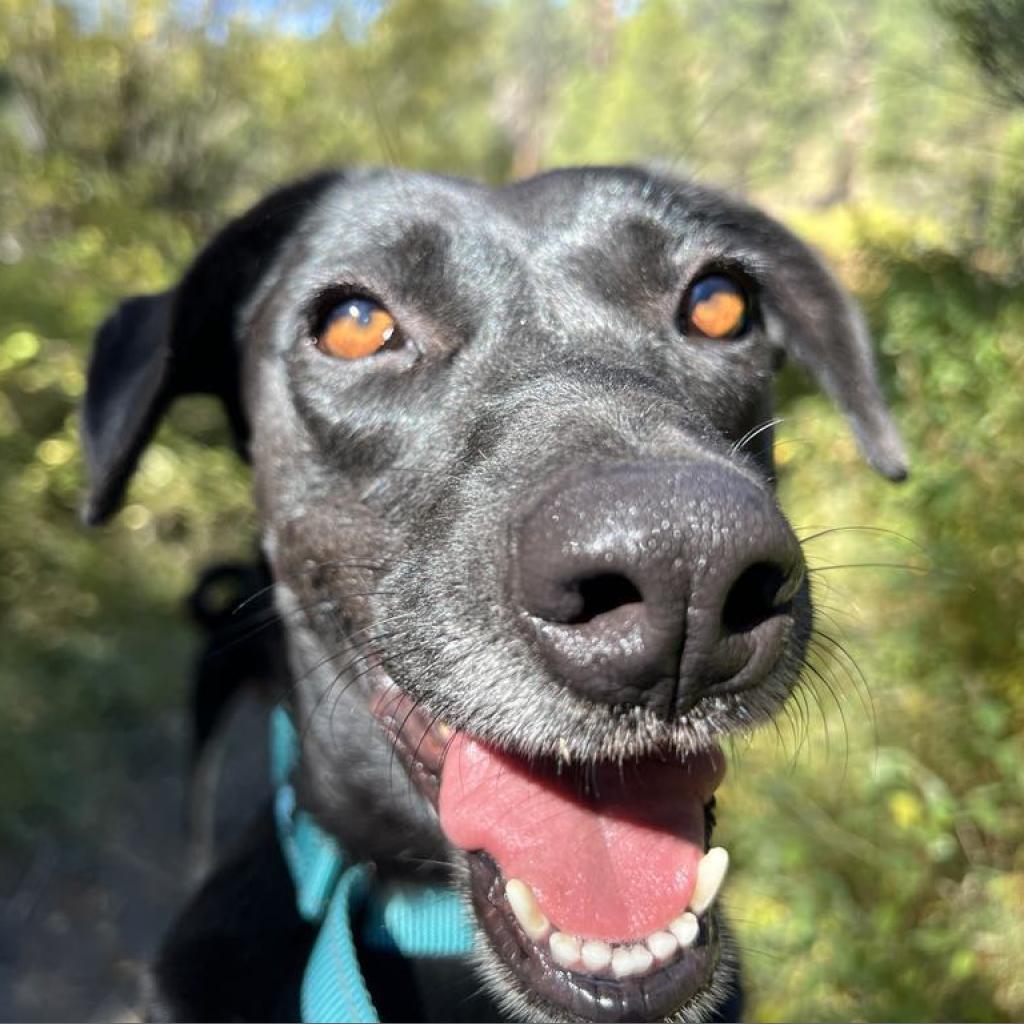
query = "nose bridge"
xmin=481 ymin=351 xmax=713 ymax=472
xmin=512 ymin=459 xmax=805 ymax=714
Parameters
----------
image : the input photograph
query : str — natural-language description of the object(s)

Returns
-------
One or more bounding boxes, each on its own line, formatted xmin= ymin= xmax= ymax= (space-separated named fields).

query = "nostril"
xmin=565 ymin=573 xmax=643 ymax=625
xmin=721 ymin=561 xmax=792 ymax=634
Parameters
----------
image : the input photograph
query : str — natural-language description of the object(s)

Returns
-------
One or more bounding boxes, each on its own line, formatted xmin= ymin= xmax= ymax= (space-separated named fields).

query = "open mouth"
xmin=371 ymin=682 xmax=729 ymax=1022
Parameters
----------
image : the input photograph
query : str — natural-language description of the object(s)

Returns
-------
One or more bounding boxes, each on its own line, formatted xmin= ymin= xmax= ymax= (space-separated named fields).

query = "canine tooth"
xmin=505 ymin=879 xmax=550 ymax=941
xmin=669 ymin=912 xmax=700 ymax=947
xmin=434 ymin=721 xmax=453 ymax=741
xmin=630 ymin=945 xmax=654 ymax=974
xmin=690 ymin=847 xmax=729 ymax=915
xmin=611 ymin=946 xmax=637 ymax=978
xmin=550 ymin=931 xmax=581 ymax=969
xmin=646 ymin=930 xmax=679 ymax=961
xmin=580 ymin=940 xmax=612 ymax=972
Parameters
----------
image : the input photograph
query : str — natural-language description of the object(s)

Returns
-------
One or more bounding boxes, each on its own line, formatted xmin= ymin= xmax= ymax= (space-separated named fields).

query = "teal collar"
xmin=271 ymin=707 xmax=475 ymax=1023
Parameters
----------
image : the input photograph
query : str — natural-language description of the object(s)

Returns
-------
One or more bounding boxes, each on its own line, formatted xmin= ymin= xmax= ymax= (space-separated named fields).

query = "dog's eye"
xmin=684 ymin=274 xmax=749 ymax=340
xmin=316 ymin=298 xmax=398 ymax=359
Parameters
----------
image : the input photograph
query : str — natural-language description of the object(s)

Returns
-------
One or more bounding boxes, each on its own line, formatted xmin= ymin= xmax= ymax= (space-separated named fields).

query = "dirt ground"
xmin=0 ymin=700 xmax=270 ymax=1022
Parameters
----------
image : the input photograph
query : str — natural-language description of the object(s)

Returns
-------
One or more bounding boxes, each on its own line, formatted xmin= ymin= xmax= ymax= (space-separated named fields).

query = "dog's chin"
xmin=369 ymin=676 xmax=744 ymax=1023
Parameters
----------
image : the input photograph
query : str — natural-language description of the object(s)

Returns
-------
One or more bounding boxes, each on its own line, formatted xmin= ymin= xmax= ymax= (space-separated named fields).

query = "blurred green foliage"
xmin=1 ymin=0 xmax=1021 ymax=1019
xmin=727 ymin=213 xmax=1024 ymax=1020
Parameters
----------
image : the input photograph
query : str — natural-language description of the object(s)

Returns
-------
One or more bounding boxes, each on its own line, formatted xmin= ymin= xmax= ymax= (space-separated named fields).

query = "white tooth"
xmin=629 ymin=945 xmax=654 ymax=974
xmin=435 ymin=721 xmax=453 ymax=741
xmin=611 ymin=946 xmax=636 ymax=978
xmin=669 ymin=912 xmax=700 ymax=947
xmin=550 ymin=931 xmax=581 ymax=969
xmin=646 ymin=930 xmax=679 ymax=961
xmin=505 ymin=879 xmax=550 ymax=941
xmin=690 ymin=847 xmax=729 ymax=915
xmin=580 ymin=940 xmax=612 ymax=973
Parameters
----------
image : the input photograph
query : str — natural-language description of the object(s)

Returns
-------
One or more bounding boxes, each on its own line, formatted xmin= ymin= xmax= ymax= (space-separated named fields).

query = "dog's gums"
xmin=371 ymin=677 xmax=728 ymax=1019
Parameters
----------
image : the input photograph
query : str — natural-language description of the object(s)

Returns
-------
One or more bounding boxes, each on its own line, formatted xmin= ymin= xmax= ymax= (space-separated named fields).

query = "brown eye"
xmin=684 ymin=274 xmax=749 ymax=340
xmin=317 ymin=297 xmax=398 ymax=359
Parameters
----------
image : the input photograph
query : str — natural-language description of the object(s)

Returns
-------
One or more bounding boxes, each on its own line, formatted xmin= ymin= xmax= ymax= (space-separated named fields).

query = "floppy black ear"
xmin=750 ymin=219 xmax=909 ymax=481
xmin=83 ymin=289 xmax=180 ymax=524
xmin=80 ymin=171 xmax=342 ymax=524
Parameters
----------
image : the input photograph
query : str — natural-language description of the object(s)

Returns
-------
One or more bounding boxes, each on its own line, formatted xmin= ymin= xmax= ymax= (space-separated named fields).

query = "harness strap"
xmin=271 ymin=707 xmax=474 ymax=1023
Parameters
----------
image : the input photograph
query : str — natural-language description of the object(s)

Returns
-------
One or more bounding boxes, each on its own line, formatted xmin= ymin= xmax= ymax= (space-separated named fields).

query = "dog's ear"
xmin=80 ymin=171 xmax=340 ymax=524
xmin=751 ymin=222 xmax=909 ymax=481
xmin=83 ymin=289 xmax=185 ymax=524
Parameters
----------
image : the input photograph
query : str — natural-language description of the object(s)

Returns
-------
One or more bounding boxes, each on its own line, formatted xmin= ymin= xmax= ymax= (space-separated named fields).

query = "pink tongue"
xmin=439 ymin=735 xmax=725 ymax=942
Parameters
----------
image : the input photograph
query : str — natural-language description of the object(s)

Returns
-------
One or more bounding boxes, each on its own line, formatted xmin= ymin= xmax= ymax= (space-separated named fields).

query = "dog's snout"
xmin=514 ymin=461 xmax=805 ymax=713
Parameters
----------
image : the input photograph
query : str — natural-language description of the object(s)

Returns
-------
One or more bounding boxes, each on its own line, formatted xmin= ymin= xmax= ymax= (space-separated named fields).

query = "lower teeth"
xmin=502 ymin=847 xmax=728 ymax=980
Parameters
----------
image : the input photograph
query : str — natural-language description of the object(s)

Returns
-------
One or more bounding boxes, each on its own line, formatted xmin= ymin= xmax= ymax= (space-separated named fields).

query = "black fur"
xmin=182 ymin=559 xmax=286 ymax=882
xmin=152 ymin=809 xmax=314 ymax=1022
xmin=82 ymin=166 xmax=906 ymax=1022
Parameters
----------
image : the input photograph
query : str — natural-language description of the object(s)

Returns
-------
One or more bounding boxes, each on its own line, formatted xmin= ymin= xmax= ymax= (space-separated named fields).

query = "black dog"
xmin=82 ymin=166 xmax=907 ymax=1023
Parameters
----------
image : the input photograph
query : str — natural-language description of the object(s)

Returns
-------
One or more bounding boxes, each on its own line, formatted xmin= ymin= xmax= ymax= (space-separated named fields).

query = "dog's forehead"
xmin=496 ymin=166 xmax=720 ymax=232
xmin=299 ymin=166 xmax=747 ymax=278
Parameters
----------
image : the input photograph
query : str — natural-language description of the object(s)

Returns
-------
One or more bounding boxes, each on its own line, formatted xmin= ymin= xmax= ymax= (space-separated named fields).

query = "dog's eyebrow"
xmin=371 ymin=221 xmax=453 ymax=297
xmin=567 ymin=216 xmax=684 ymax=305
xmin=351 ymin=219 xmax=488 ymax=341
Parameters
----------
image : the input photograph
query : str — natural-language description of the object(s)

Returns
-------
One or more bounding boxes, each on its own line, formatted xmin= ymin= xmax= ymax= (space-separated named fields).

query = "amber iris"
xmin=318 ymin=298 xmax=397 ymax=359
xmin=686 ymin=274 xmax=748 ymax=339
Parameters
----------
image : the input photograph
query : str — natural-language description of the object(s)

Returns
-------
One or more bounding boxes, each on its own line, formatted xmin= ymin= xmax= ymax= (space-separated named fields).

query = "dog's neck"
xmin=282 ymin=612 xmax=448 ymax=873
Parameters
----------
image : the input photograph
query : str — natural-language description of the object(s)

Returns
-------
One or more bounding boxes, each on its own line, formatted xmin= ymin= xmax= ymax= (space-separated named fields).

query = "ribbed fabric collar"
xmin=271 ymin=707 xmax=474 ymax=1023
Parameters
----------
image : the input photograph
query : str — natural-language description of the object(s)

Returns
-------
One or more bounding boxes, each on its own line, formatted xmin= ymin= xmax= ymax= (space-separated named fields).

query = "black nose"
xmin=513 ymin=461 xmax=806 ymax=712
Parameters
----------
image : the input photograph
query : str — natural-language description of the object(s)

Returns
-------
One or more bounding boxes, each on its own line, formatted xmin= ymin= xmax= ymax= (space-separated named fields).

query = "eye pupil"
xmin=686 ymin=273 xmax=749 ymax=340
xmin=317 ymin=297 xmax=398 ymax=359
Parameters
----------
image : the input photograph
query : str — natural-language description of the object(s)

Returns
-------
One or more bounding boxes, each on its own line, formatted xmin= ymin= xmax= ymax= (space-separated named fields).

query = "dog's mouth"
xmin=370 ymin=682 xmax=728 ymax=1022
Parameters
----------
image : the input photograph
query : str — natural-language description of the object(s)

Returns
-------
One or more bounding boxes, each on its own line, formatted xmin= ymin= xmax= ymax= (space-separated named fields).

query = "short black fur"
xmin=82 ymin=165 xmax=907 ymax=1022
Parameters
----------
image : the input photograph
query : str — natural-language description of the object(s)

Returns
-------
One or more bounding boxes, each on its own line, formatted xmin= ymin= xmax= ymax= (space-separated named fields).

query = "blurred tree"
xmin=935 ymin=0 xmax=1024 ymax=104
xmin=491 ymin=0 xmax=569 ymax=177
xmin=931 ymin=0 xmax=1024 ymax=270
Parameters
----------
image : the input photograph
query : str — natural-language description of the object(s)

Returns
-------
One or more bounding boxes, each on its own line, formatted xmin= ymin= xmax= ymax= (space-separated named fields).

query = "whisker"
xmin=797 ymin=524 xmax=929 ymax=556
xmin=731 ymin=417 xmax=783 ymax=455
xmin=809 ymin=631 xmax=878 ymax=743
xmin=293 ymin=624 xmax=419 ymax=751
xmin=230 ymin=556 xmax=393 ymax=615
xmin=803 ymin=658 xmax=852 ymax=781
xmin=280 ymin=611 xmax=413 ymax=700
xmin=388 ymin=695 xmax=433 ymax=793
xmin=723 ymin=936 xmax=787 ymax=964
xmin=807 ymin=561 xmax=933 ymax=575
xmin=322 ymin=634 xmax=425 ymax=744
xmin=811 ymin=630 xmax=872 ymax=701
xmin=811 ymin=602 xmax=853 ymax=634
xmin=208 ymin=599 xmax=335 ymax=656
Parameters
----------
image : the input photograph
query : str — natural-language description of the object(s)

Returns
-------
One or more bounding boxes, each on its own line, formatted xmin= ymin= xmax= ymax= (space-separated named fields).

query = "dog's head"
xmin=82 ymin=167 xmax=906 ymax=1022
